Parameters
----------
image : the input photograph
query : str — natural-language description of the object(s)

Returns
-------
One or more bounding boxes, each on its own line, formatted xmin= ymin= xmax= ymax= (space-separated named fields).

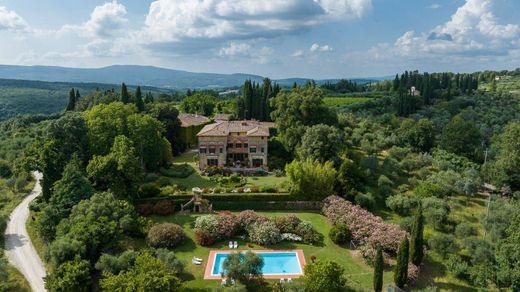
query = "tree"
xmin=394 ymin=236 xmax=409 ymax=289
xmin=335 ymin=156 xmax=364 ymax=198
xmin=296 ymin=124 xmax=344 ymax=164
xmin=66 ymin=88 xmax=76 ymax=111
xmin=410 ymin=207 xmax=424 ymax=266
xmin=222 ymin=251 xmax=264 ymax=284
xmin=493 ymin=122 xmax=520 ymax=189
xmin=440 ymin=114 xmax=482 ymax=160
xmin=100 ymin=252 xmax=182 ymax=292
xmin=329 ymin=224 xmax=350 ymax=245
xmin=303 ymin=260 xmax=346 ymax=291
xmin=148 ymin=103 xmax=183 ymax=155
xmin=87 ymin=135 xmax=143 ymax=200
xmin=285 ymin=159 xmax=336 ymax=200
xmin=180 ymin=92 xmax=217 ymax=116
xmin=147 ymin=223 xmax=186 ymax=249
xmin=135 ymin=86 xmax=145 ymax=111
xmin=373 ymin=244 xmax=384 ymax=292
xmin=45 ymin=258 xmax=92 ymax=292
xmin=121 ymin=83 xmax=130 ymax=103
xmin=270 ymin=85 xmax=337 ymax=151
xmin=398 ymin=118 xmax=435 ymax=152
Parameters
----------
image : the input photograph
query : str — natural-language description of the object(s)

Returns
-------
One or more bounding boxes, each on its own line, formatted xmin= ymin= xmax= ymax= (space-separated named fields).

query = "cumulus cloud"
xmin=0 ymin=6 xmax=29 ymax=32
xmin=428 ymin=4 xmax=441 ymax=10
xmin=291 ymin=50 xmax=304 ymax=57
xmin=218 ymin=42 xmax=274 ymax=64
xmin=62 ymin=1 xmax=128 ymax=38
xmin=141 ymin=0 xmax=371 ymax=45
xmin=310 ymin=43 xmax=332 ymax=52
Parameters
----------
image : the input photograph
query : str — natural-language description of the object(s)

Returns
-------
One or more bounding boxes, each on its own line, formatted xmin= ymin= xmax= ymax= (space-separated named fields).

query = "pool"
xmin=204 ymin=250 xmax=306 ymax=279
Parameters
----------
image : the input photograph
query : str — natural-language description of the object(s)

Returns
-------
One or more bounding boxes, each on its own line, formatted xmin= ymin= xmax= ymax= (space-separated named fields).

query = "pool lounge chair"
xmin=193 ymin=256 xmax=203 ymax=262
xmin=230 ymin=279 xmax=236 ymax=285
xmin=287 ymin=278 xmax=292 ymax=283
xmin=280 ymin=278 xmax=285 ymax=283
xmin=233 ymin=241 xmax=238 ymax=249
xmin=221 ymin=279 xmax=226 ymax=286
xmin=192 ymin=258 xmax=202 ymax=265
xmin=228 ymin=241 xmax=233 ymax=248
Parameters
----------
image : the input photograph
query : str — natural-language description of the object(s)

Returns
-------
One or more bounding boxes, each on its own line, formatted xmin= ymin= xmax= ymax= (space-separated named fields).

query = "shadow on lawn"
xmin=413 ymin=254 xmax=477 ymax=292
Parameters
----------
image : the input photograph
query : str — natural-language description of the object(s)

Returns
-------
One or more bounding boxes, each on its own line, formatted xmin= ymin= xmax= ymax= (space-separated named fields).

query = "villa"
xmin=196 ymin=120 xmax=273 ymax=170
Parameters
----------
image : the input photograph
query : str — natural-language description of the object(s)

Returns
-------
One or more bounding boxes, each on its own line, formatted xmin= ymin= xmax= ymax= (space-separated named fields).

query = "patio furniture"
xmin=192 ymin=258 xmax=202 ymax=265
xmin=230 ymin=279 xmax=236 ymax=285
xmin=193 ymin=256 xmax=203 ymax=262
xmin=287 ymin=278 xmax=292 ymax=283
xmin=280 ymin=278 xmax=285 ymax=283
xmin=228 ymin=241 xmax=233 ymax=248
xmin=233 ymin=241 xmax=238 ymax=248
xmin=221 ymin=279 xmax=226 ymax=286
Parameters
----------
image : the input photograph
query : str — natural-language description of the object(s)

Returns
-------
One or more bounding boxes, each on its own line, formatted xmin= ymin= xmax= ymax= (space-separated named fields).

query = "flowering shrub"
xmin=194 ymin=215 xmax=220 ymax=238
xmin=237 ymin=210 xmax=268 ymax=230
xmin=274 ymin=214 xmax=301 ymax=233
xmin=216 ymin=212 xmax=238 ymax=238
xmin=247 ymin=221 xmax=281 ymax=245
xmin=322 ymin=196 xmax=406 ymax=254
xmin=281 ymin=233 xmax=302 ymax=242
xmin=408 ymin=264 xmax=420 ymax=283
xmin=295 ymin=221 xmax=321 ymax=244
xmin=194 ymin=229 xmax=216 ymax=246
xmin=152 ymin=200 xmax=175 ymax=216
xmin=147 ymin=223 xmax=186 ymax=248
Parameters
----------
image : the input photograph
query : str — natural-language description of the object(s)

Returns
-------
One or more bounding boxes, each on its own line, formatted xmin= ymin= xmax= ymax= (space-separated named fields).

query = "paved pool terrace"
xmin=203 ymin=249 xmax=306 ymax=279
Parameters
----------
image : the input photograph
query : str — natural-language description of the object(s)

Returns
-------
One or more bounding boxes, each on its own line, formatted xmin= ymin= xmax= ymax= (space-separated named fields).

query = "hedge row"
xmin=212 ymin=201 xmax=322 ymax=211
xmin=136 ymin=192 xmax=295 ymax=203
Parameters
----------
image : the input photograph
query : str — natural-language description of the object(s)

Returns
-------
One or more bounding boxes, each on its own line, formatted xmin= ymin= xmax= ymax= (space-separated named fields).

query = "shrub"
xmin=159 ymin=164 xmax=194 ymax=178
xmin=237 ymin=210 xmax=268 ymax=231
xmin=295 ymin=221 xmax=321 ymax=244
xmin=446 ymin=255 xmax=469 ymax=279
xmin=205 ymin=166 xmax=222 ymax=176
xmin=147 ymin=223 xmax=186 ymax=249
xmin=355 ymin=192 xmax=375 ymax=210
xmin=194 ymin=229 xmax=216 ymax=246
xmin=216 ymin=212 xmax=238 ymax=238
xmin=422 ymin=197 xmax=450 ymax=231
xmin=194 ymin=215 xmax=220 ymax=238
xmin=303 ymin=260 xmax=346 ymax=292
xmin=0 ymin=159 xmax=12 ymax=178
xmin=139 ymin=183 xmax=161 ymax=198
xmin=247 ymin=221 xmax=281 ymax=246
xmin=259 ymin=186 xmax=278 ymax=193
xmin=285 ymin=159 xmax=337 ymax=200
xmin=135 ymin=203 xmax=154 ymax=216
xmin=273 ymin=214 xmax=301 ymax=233
xmin=386 ymin=194 xmax=418 ymax=215
xmin=428 ymin=234 xmax=459 ymax=259
xmin=399 ymin=216 xmax=414 ymax=233
xmin=455 ymin=222 xmax=478 ymax=238
xmin=152 ymin=200 xmax=175 ymax=216
xmin=155 ymin=248 xmax=185 ymax=275
xmin=329 ymin=224 xmax=350 ymax=245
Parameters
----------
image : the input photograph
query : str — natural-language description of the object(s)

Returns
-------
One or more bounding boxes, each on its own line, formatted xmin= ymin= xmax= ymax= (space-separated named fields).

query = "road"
xmin=4 ymin=171 xmax=47 ymax=292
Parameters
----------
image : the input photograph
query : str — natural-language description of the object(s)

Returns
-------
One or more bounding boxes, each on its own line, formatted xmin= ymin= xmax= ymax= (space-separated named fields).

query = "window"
xmin=219 ymin=148 xmax=223 ymax=153
xmin=244 ymin=143 xmax=248 ymax=148
xmin=261 ymin=147 xmax=265 ymax=153
xmin=252 ymin=159 xmax=263 ymax=167
xmin=207 ymin=159 xmax=218 ymax=166
xmin=227 ymin=143 xmax=233 ymax=148
xmin=199 ymin=148 xmax=207 ymax=154
xmin=209 ymin=148 xmax=216 ymax=154
xmin=235 ymin=143 xmax=242 ymax=148
xmin=250 ymin=147 xmax=256 ymax=153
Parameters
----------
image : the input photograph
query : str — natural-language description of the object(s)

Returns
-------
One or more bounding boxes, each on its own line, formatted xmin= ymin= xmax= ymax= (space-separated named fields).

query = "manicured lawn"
xmin=151 ymin=212 xmax=394 ymax=290
xmin=172 ymin=150 xmax=199 ymax=166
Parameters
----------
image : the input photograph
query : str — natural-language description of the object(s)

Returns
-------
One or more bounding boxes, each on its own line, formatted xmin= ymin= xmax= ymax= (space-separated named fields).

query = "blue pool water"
xmin=212 ymin=252 xmax=303 ymax=276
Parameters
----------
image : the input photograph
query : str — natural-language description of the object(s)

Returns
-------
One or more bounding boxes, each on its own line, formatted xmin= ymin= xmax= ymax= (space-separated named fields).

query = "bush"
xmin=205 ymin=166 xmax=222 ymax=176
xmin=354 ymin=192 xmax=375 ymax=210
xmin=247 ymin=221 xmax=281 ymax=245
xmin=446 ymin=255 xmax=469 ymax=279
xmin=295 ymin=221 xmax=321 ymax=244
xmin=399 ymin=216 xmax=415 ymax=233
xmin=455 ymin=222 xmax=478 ymax=238
xmin=159 ymin=164 xmax=195 ymax=178
xmin=152 ymin=200 xmax=175 ymax=216
xmin=216 ymin=212 xmax=238 ymax=238
xmin=135 ymin=203 xmax=154 ymax=216
xmin=194 ymin=229 xmax=216 ymax=246
xmin=194 ymin=215 xmax=220 ymax=238
xmin=139 ymin=183 xmax=161 ymax=198
xmin=0 ymin=159 xmax=12 ymax=178
xmin=428 ymin=234 xmax=459 ymax=259
xmin=386 ymin=194 xmax=417 ymax=215
xmin=147 ymin=223 xmax=186 ymax=249
xmin=329 ymin=224 xmax=350 ymax=245
xmin=422 ymin=197 xmax=450 ymax=230
xmin=237 ymin=210 xmax=268 ymax=231
xmin=259 ymin=186 xmax=278 ymax=193
xmin=273 ymin=214 xmax=301 ymax=233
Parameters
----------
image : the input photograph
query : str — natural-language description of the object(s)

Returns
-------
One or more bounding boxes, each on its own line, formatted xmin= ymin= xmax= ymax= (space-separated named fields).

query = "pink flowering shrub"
xmin=274 ymin=213 xmax=301 ymax=233
xmin=237 ymin=210 xmax=269 ymax=230
xmin=216 ymin=211 xmax=239 ymax=238
xmin=322 ymin=196 xmax=406 ymax=255
xmin=408 ymin=264 xmax=420 ymax=283
xmin=247 ymin=221 xmax=281 ymax=245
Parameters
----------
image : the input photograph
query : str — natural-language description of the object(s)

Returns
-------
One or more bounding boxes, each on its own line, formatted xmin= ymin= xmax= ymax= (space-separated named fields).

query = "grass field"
xmin=324 ymin=97 xmax=371 ymax=108
xmin=480 ymin=76 xmax=520 ymax=95
xmin=149 ymin=212 xmax=395 ymax=291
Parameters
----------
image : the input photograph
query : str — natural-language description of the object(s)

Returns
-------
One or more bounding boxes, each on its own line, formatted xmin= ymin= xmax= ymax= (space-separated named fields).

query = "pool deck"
xmin=203 ymin=249 xmax=306 ymax=280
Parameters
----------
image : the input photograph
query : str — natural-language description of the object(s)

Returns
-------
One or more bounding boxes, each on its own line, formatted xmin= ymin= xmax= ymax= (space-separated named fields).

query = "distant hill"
xmin=0 ymin=64 xmax=383 ymax=89
xmin=0 ymin=78 xmax=169 ymax=121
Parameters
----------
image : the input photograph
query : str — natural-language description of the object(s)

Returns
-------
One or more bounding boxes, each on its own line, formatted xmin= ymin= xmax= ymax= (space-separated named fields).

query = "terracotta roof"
xmin=178 ymin=113 xmax=210 ymax=127
xmin=214 ymin=114 xmax=231 ymax=121
xmin=197 ymin=120 xmax=270 ymax=137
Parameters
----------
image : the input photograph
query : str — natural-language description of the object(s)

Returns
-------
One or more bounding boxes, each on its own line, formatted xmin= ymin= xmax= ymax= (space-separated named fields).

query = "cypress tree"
xmin=121 ymin=83 xmax=129 ymax=103
xmin=394 ymin=236 xmax=409 ymax=289
xmin=410 ymin=207 xmax=424 ymax=266
xmin=373 ymin=244 xmax=384 ymax=292
xmin=243 ymin=80 xmax=252 ymax=119
xmin=75 ymin=89 xmax=80 ymax=99
xmin=66 ymin=88 xmax=76 ymax=111
xmin=135 ymin=86 xmax=144 ymax=111
xmin=393 ymin=74 xmax=399 ymax=91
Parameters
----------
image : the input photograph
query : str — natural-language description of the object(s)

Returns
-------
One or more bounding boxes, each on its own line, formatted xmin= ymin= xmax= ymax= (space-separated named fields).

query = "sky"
xmin=0 ymin=0 xmax=519 ymax=79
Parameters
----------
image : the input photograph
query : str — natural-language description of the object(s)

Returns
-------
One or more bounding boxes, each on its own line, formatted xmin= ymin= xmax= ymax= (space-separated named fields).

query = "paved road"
xmin=4 ymin=171 xmax=47 ymax=292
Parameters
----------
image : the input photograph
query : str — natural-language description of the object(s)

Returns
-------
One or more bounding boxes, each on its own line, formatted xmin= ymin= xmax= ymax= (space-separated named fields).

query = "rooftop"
xmin=197 ymin=120 xmax=273 ymax=137
xmin=179 ymin=113 xmax=211 ymax=127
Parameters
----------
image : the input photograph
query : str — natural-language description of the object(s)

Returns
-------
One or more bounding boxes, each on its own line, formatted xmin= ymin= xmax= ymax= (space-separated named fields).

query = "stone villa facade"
xmin=196 ymin=120 xmax=272 ymax=170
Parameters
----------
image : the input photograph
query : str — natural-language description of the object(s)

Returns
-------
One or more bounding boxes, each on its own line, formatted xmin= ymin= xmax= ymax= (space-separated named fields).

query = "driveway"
xmin=4 ymin=171 xmax=47 ymax=292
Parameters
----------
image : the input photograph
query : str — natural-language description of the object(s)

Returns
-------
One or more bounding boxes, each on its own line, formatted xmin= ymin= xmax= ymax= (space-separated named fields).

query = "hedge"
xmin=212 ymin=201 xmax=322 ymax=211
xmin=136 ymin=193 xmax=295 ymax=203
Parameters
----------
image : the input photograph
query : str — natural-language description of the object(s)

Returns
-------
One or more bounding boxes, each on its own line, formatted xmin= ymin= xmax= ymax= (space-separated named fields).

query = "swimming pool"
xmin=204 ymin=250 xmax=306 ymax=279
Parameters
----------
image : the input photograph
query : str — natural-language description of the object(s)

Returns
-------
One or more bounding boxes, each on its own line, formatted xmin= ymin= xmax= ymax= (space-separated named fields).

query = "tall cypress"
xmin=75 ymin=89 xmax=80 ymax=99
xmin=410 ymin=207 xmax=424 ymax=266
xmin=394 ymin=236 xmax=409 ymax=289
xmin=66 ymin=88 xmax=76 ymax=111
xmin=243 ymin=80 xmax=252 ymax=119
xmin=121 ymin=83 xmax=129 ymax=104
xmin=373 ymin=244 xmax=384 ymax=292
xmin=135 ymin=86 xmax=144 ymax=111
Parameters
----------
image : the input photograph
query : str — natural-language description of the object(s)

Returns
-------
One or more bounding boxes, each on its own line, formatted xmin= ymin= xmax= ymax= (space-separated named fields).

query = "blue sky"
xmin=0 ymin=0 xmax=519 ymax=79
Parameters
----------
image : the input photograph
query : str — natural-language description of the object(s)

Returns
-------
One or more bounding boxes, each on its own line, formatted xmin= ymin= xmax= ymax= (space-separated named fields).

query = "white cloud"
xmin=218 ymin=42 xmax=274 ymax=64
xmin=428 ymin=4 xmax=441 ymax=10
xmin=310 ymin=43 xmax=333 ymax=52
xmin=291 ymin=50 xmax=304 ymax=57
xmin=141 ymin=0 xmax=371 ymax=45
xmin=62 ymin=1 xmax=128 ymax=38
xmin=0 ymin=6 xmax=29 ymax=32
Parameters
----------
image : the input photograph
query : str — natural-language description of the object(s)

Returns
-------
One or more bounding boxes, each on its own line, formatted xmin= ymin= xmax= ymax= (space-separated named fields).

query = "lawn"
xmin=149 ymin=212 xmax=395 ymax=291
